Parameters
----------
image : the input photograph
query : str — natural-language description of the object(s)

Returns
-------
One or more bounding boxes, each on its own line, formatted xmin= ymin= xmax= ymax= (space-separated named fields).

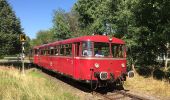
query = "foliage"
xmin=52 ymin=9 xmax=71 ymax=40
xmin=24 ymin=36 xmax=31 ymax=55
xmin=0 ymin=0 xmax=23 ymax=56
xmin=133 ymin=0 xmax=170 ymax=67
xmin=52 ymin=9 xmax=81 ymax=40
xmin=74 ymin=0 xmax=116 ymax=35
xmin=30 ymin=29 xmax=54 ymax=47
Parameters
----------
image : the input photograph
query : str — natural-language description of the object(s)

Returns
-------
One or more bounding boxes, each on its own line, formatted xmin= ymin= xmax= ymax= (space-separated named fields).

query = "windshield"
xmin=111 ymin=44 xmax=125 ymax=58
xmin=81 ymin=42 xmax=125 ymax=58
xmin=82 ymin=41 xmax=93 ymax=56
xmin=94 ymin=42 xmax=110 ymax=57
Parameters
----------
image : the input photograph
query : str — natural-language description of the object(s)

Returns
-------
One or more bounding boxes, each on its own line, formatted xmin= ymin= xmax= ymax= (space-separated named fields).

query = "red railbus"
xmin=33 ymin=35 xmax=128 ymax=88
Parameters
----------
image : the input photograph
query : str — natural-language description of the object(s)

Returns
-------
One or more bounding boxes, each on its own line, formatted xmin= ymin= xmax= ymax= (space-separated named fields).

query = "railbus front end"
xmin=74 ymin=38 xmax=127 ymax=88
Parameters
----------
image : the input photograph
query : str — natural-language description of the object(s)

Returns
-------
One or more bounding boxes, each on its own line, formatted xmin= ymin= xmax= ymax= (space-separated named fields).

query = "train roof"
xmin=33 ymin=35 xmax=125 ymax=49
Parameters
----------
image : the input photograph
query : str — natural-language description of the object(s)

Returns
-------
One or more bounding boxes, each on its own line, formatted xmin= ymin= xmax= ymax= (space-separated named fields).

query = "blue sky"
xmin=8 ymin=0 xmax=77 ymax=39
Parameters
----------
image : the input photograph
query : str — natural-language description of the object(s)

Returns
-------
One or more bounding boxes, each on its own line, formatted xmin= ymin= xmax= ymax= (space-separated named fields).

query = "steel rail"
xmin=114 ymin=90 xmax=150 ymax=100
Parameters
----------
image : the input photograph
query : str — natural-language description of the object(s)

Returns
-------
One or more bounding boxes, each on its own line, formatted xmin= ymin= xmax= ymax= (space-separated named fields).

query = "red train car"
xmin=33 ymin=35 xmax=128 ymax=88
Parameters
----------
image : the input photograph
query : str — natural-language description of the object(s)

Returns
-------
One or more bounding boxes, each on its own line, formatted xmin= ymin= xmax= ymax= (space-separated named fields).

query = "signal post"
xmin=20 ymin=34 xmax=26 ymax=74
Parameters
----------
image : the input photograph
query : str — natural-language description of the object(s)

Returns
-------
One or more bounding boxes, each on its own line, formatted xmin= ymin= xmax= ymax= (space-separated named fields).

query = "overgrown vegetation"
xmin=0 ymin=67 xmax=79 ymax=100
xmin=124 ymin=74 xmax=170 ymax=99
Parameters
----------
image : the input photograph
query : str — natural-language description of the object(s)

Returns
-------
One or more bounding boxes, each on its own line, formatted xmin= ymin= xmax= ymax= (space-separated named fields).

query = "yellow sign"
xmin=20 ymin=34 xmax=26 ymax=42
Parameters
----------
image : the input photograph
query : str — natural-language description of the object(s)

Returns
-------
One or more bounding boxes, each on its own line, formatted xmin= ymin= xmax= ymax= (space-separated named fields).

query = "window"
xmin=82 ymin=42 xmax=92 ymax=56
xmin=60 ymin=45 xmax=65 ymax=56
xmin=65 ymin=44 xmax=72 ymax=56
xmin=50 ymin=47 xmax=54 ymax=55
xmin=111 ymin=44 xmax=125 ymax=58
xmin=47 ymin=48 xmax=50 ymax=55
xmin=54 ymin=46 xmax=59 ymax=56
xmin=40 ymin=49 xmax=44 ymax=55
xmin=34 ymin=49 xmax=39 ymax=55
xmin=94 ymin=42 xmax=110 ymax=57
xmin=44 ymin=48 xmax=50 ymax=56
xmin=59 ymin=44 xmax=72 ymax=56
xmin=42 ymin=49 xmax=45 ymax=55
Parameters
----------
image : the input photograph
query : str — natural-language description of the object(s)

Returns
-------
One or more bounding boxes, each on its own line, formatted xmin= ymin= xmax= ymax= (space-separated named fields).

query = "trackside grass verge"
xmin=0 ymin=66 xmax=79 ymax=100
xmin=124 ymin=74 xmax=170 ymax=99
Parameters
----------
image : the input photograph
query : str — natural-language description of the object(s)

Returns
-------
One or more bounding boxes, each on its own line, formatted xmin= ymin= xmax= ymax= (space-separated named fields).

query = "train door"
xmin=34 ymin=48 xmax=39 ymax=64
xmin=39 ymin=48 xmax=43 ymax=66
xmin=65 ymin=44 xmax=74 ymax=76
xmin=45 ymin=47 xmax=50 ymax=69
xmin=73 ymin=42 xmax=80 ymax=79
xmin=59 ymin=44 xmax=73 ymax=76
xmin=49 ymin=47 xmax=54 ymax=70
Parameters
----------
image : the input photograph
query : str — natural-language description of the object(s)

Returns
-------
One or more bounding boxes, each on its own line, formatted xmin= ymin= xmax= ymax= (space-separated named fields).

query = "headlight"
xmin=121 ymin=63 xmax=125 ymax=68
xmin=94 ymin=63 xmax=100 ymax=68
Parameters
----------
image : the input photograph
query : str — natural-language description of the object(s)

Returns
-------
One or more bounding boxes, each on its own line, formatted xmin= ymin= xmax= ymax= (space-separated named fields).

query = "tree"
xmin=24 ymin=36 xmax=31 ymax=55
xmin=133 ymin=0 xmax=170 ymax=67
xmin=52 ymin=9 xmax=72 ymax=40
xmin=66 ymin=10 xmax=81 ymax=37
xmin=74 ymin=0 xmax=110 ymax=34
xmin=0 ymin=0 xmax=23 ymax=56
xmin=30 ymin=29 xmax=54 ymax=47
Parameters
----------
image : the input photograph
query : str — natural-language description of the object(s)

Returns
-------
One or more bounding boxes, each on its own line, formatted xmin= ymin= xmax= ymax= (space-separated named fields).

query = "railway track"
xmin=92 ymin=90 xmax=150 ymax=100
xmin=36 ymin=67 xmax=150 ymax=100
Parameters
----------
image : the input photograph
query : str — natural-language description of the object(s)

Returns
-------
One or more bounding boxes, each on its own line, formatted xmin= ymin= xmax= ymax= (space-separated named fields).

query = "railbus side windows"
xmin=54 ymin=46 xmax=59 ymax=56
xmin=40 ymin=49 xmax=43 ymax=55
xmin=44 ymin=48 xmax=47 ymax=55
xmin=60 ymin=45 xmax=65 ymax=56
xmin=59 ymin=44 xmax=72 ymax=56
xmin=82 ymin=42 xmax=93 ymax=56
xmin=50 ymin=47 xmax=54 ymax=55
xmin=40 ymin=49 xmax=44 ymax=55
xmin=41 ymin=48 xmax=46 ymax=55
xmin=111 ymin=44 xmax=125 ymax=58
xmin=46 ymin=47 xmax=50 ymax=56
xmin=42 ymin=49 xmax=45 ymax=55
xmin=45 ymin=48 xmax=49 ymax=56
xmin=65 ymin=44 xmax=72 ymax=56
xmin=34 ymin=49 xmax=39 ymax=55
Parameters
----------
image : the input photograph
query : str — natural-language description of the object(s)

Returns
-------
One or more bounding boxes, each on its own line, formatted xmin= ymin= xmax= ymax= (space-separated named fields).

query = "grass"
xmin=0 ymin=66 xmax=79 ymax=100
xmin=2 ymin=65 xmax=170 ymax=100
xmin=124 ymin=73 xmax=170 ymax=98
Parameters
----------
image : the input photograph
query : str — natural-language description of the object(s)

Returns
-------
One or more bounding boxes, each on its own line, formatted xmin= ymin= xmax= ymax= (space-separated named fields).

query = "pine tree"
xmin=0 ymin=0 xmax=23 ymax=56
